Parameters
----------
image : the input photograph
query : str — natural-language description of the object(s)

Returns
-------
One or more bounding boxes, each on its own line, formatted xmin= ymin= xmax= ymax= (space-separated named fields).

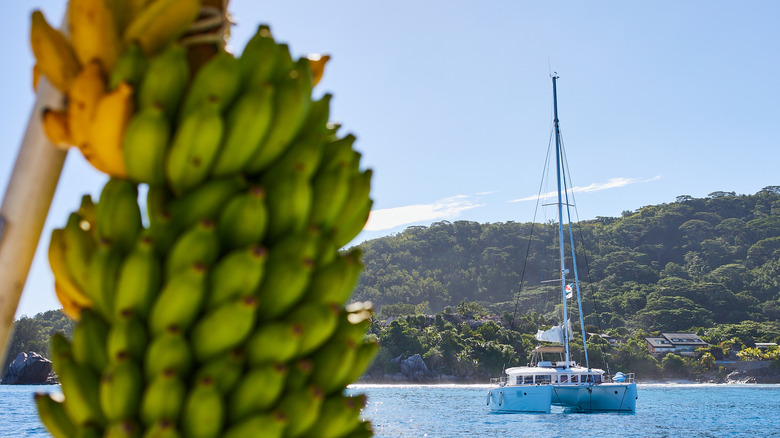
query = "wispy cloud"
xmin=364 ymin=195 xmax=484 ymax=231
xmin=509 ymin=176 xmax=661 ymax=202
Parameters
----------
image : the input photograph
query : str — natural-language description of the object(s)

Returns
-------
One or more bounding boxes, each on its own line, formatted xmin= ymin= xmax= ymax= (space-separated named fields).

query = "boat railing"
xmin=490 ymin=376 xmax=507 ymax=386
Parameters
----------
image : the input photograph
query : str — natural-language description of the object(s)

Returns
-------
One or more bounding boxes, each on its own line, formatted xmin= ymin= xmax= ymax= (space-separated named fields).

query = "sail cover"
xmin=535 ymin=325 xmax=564 ymax=343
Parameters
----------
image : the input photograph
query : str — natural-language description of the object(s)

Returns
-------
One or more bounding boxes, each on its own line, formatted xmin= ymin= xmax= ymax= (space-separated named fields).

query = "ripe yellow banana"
xmin=307 ymin=54 xmax=330 ymax=87
xmin=88 ymin=82 xmax=134 ymax=177
xmin=30 ymin=10 xmax=80 ymax=92
xmin=123 ymin=0 xmax=201 ymax=55
xmin=68 ymin=61 xmax=106 ymax=148
xmin=68 ymin=0 xmax=122 ymax=71
xmin=33 ymin=64 xmax=42 ymax=91
xmin=41 ymin=108 xmax=73 ymax=150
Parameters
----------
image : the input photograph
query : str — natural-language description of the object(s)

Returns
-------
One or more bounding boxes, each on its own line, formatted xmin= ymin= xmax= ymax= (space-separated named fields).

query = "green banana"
xmin=77 ymin=194 xmax=98 ymax=234
xmin=343 ymin=421 xmax=375 ymax=438
xmin=57 ymin=355 xmax=105 ymax=427
xmin=245 ymin=320 xmax=303 ymax=366
xmin=319 ymin=134 xmax=357 ymax=173
xmin=340 ymin=340 xmax=379 ymax=389
xmin=306 ymin=248 xmax=364 ymax=306
xmin=335 ymin=197 xmax=373 ymax=248
xmin=179 ymin=51 xmax=241 ymax=119
xmin=275 ymin=385 xmax=324 ymax=438
xmin=141 ymin=419 xmax=181 ymax=438
xmin=286 ymin=302 xmax=340 ymax=356
xmin=114 ymin=234 xmax=162 ymax=319
xmin=165 ymin=219 xmax=220 ymax=278
xmin=138 ymin=43 xmax=190 ymax=119
xmin=100 ymin=355 xmax=143 ymax=421
xmin=334 ymin=169 xmax=372 ymax=228
xmin=181 ymin=376 xmax=225 ymax=438
xmin=256 ymin=233 xmax=318 ymax=319
xmin=144 ymin=326 xmax=193 ymax=379
xmin=209 ymin=84 xmax=275 ymax=178
xmin=107 ymin=311 xmax=148 ymax=362
xmin=228 ymin=362 xmax=288 ymax=423
xmin=308 ymin=394 xmax=367 ymax=438
xmin=86 ymin=240 xmax=123 ymax=319
xmin=76 ymin=425 xmax=102 ymax=438
xmin=299 ymin=93 xmax=332 ymax=139
xmin=222 ymin=412 xmax=287 ymax=438
xmin=140 ymin=369 xmax=186 ymax=426
xmin=104 ymin=420 xmax=142 ymax=438
xmin=261 ymin=134 xmax=323 ymax=182
xmin=309 ymin=164 xmax=350 ymax=230
xmin=109 ymin=42 xmax=147 ymax=90
xmin=191 ymin=296 xmax=258 ymax=362
xmin=96 ymin=178 xmax=143 ymax=254
xmin=167 ymin=175 xmax=248 ymax=232
xmin=71 ymin=309 xmax=109 ymax=373
xmin=165 ymin=98 xmax=225 ymax=195
xmin=284 ymin=357 xmax=314 ymax=390
xmin=207 ymin=244 xmax=267 ymax=308
xmin=310 ymin=313 xmax=370 ymax=394
xmin=49 ymin=333 xmax=73 ymax=375
xmin=216 ymin=185 xmax=268 ymax=250
xmin=238 ymin=24 xmax=279 ymax=90
xmin=272 ymin=43 xmax=294 ymax=81
xmin=148 ymin=262 xmax=208 ymax=335
xmin=62 ymin=212 xmax=96 ymax=295
xmin=196 ymin=348 xmax=245 ymax=395
xmin=35 ymin=393 xmax=76 ymax=438
xmin=262 ymin=169 xmax=312 ymax=243
xmin=123 ymin=104 xmax=171 ymax=187
xmin=245 ymin=59 xmax=313 ymax=174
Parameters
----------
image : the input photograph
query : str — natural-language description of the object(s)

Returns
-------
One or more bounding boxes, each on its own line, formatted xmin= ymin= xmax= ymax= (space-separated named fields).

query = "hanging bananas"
xmin=37 ymin=2 xmax=376 ymax=437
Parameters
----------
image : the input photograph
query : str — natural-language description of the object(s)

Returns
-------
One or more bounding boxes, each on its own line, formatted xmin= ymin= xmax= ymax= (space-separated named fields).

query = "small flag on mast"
xmin=565 ymin=283 xmax=574 ymax=299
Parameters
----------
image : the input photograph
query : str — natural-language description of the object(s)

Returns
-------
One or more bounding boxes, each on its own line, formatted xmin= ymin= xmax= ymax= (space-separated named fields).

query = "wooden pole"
xmin=0 ymin=76 xmax=67 ymax=363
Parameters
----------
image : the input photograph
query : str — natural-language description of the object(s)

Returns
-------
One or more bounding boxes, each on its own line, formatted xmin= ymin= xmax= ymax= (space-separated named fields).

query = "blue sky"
xmin=2 ymin=1 xmax=779 ymax=317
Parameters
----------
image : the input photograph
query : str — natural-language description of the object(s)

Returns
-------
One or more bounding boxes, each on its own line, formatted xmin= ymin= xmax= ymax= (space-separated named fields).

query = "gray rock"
xmin=400 ymin=354 xmax=433 ymax=381
xmin=1 ymin=352 xmax=53 ymax=385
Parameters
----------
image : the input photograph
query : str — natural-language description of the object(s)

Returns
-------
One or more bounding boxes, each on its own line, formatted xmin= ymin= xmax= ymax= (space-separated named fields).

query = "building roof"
xmin=645 ymin=337 xmax=674 ymax=348
xmin=660 ymin=333 xmax=708 ymax=346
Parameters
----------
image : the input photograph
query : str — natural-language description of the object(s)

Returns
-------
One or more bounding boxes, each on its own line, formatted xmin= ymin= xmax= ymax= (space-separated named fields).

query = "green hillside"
xmin=353 ymin=187 xmax=780 ymax=333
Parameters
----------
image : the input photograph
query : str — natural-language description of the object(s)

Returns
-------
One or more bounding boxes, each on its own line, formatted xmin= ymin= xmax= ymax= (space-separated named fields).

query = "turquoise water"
xmin=3 ymin=384 xmax=780 ymax=437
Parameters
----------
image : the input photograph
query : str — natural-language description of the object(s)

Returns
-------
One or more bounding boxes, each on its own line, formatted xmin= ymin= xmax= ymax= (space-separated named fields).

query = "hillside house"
xmin=645 ymin=333 xmax=709 ymax=357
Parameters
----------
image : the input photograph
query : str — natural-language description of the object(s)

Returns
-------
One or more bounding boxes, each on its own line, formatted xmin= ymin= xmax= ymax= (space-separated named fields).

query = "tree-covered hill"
xmin=353 ymin=187 xmax=780 ymax=332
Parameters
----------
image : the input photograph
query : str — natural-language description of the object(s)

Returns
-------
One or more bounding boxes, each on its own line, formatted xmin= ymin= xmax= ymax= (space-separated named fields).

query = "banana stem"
xmin=0 ymin=75 xmax=67 ymax=363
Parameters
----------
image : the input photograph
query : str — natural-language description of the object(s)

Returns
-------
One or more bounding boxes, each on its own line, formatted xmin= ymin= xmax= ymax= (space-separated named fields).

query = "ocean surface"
xmin=2 ymin=384 xmax=780 ymax=437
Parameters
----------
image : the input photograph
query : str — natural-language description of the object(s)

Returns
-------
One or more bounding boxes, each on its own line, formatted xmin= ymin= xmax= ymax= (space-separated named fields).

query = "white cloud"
xmin=509 ymin=176 xmax=661 ymax=202
xmin=364 ymin=195 xmax=483 ymax=231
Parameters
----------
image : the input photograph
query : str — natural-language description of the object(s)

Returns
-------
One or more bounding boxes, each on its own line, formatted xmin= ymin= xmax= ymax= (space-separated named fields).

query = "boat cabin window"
xmin=594 ymin=374 xmax=602 ymax=383
xmin=515 ymin=376 xmax=522 ymax=385
xmin=559 ymin=375 xmax=568 ymax=383
xmin=571 ymin=375 xmax=578 ymax=383
xmin=535 ymin=375 xmax=552 ymax=384
xmin=523 ymin=375 xmax=533 ymax=384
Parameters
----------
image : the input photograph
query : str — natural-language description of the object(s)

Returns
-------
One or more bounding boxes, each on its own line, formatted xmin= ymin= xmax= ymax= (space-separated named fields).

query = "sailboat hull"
xmin=551 ymin=382 xmax=637 ymax=412
xmin=487 ymin=385 xmax=552 ymax=413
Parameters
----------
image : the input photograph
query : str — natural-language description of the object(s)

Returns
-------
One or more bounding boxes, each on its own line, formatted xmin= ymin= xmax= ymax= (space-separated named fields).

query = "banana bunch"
xmin=39 ymin=3 xmax=375 ymax=436
xmin=31 ymin=0 xmax=203 ymax=176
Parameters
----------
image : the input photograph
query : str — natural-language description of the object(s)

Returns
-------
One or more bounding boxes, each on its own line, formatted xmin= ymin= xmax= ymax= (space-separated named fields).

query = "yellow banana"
xmin=41 ymin=108 xmax=73 ymax=150
xmin=307 ymin=53 xmax=330 ymax=87
xmin=68 ymin=61 xmax=106 ymax=148
xmin=33 ymin=64 xmax=41 ymax=91
xmin=87 ymin=82 xmax=134 ymax=177
xmin=54 ymin=281 xmax=82 ymax=320
xmin=123 ymin=0 xmax=201 ymax=55
xmin=30 ymin=10 xmax=80 ymax=92
xmin=68 ymin=0 xmax=122 ymax=71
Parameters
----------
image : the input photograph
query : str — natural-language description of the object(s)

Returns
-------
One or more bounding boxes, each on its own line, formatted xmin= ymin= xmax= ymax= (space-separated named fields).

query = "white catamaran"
xmin=487 ymin=75 xmax=637 ymax=413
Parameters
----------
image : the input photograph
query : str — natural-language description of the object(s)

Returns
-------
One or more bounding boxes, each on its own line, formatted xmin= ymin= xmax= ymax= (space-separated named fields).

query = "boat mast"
xmin=551 ymin=74 xmax=571 ymax=369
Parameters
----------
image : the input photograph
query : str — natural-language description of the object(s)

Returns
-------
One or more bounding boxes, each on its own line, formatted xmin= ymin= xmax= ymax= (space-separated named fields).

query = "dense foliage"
xmin=353 ymin=188 xmax=780 ymax=379
xmin=354 ymin=188 xmax=780 ymax=332
xmin=2 ymin=310 xmax=73 ymax=373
